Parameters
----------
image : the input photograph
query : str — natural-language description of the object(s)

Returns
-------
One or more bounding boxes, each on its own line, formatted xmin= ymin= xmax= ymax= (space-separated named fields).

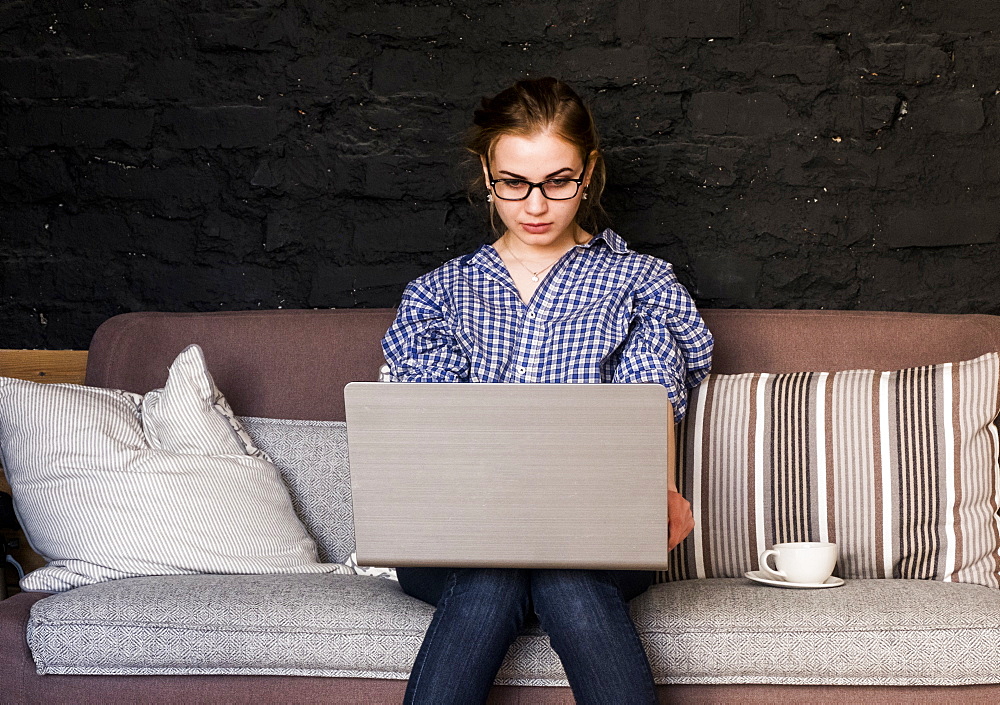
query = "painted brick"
xmin=264 ymin=206 xmax=355 ymax=255
xmin=714 ymin=44 xmax=839 ymax=83
xmin=745 ymin=186 xmax=859 ymax=246
xmin=556 ymin=46 xmax=657 ymax=85
xmin=859 ymin=250 xmax=1000 ymax=313
xmin=190 ymin=10 xmax=304 ymax=51
xmin=132 ymin=59 xmax=197 ymax=100
xmin=131 ymin=259 xmax=272 ymax=308
xmin=0 ymin=206 xmax=48 ymax=250
xmin=880 ymin=203 xmax=999 ymax=248
xmin=159 ymin=107 xmax=280 ymax=149
xmin=372 ymin=49 xmax=477 ymax=96
xmin=252 ymin=151 xmax=355 ymax=197
xmin=653 ymin=142 xmax=744 ymax=188
xmin=688 ymin=92 xmax=794 ymax=135
xmin=459 ymin=3 xmax=561 ymax=44
xmin=283 ymin=54 xmax=359 ymax=95
xmin=202 ymin=209 xmax=264 ymax=261
xmin=0 ymin=158 xmax=16 ymax=189
xmin=761 ymin=251 xmax=861 ymax=310
xmin=866 ymin=43 xmax=949 ymax=84
xmin=4 ymin=108 xmax=153 ymax=149
xmin=593 ymin=89 xmax=684 ymax=140
xmin=341 ymin=4 xmax=453 ymax=39
xmin=355 ymin=205 xmax=450 ymax=255
xmin=14 ymin=153 xmax=74 ymax=200
xmin=309 ymin=262 xmax=430 ymax=308
xmin=752 ymin=0 xmax=895 ymax=35
xmin=49 ymin=212 xmax=132 ymax=254
xmin=909 ymin=93 xmax=985 ymax=134
xmin=954 ymin=43 xmax=1000 ymax=84
xmin=0 ymin=56 xmax=128 ymax=98
xmin=766 ymin=144 xmax=879 ymax=189
xmin=363 ymin=155 xmax=460 ymax=200
xmin=812 ymin=94 xmax=899 ymax=136
xmin=907 ymin=0 xmax=1000 ymax=32
xmin=127 ymin=214 xmax=199 ymax=264
xmin=690 ymin=251 xmax=761 ymax=301
xmin=951 ymin=149 xmax=1000 ymax=186
xmin=0 ymin=259 xmax=58 ymax=301
xmin=2 ymin=0 xmax=1000 ymax=348
xmin=355 ymin=104 xmax=473 ymax=153
xmin=617 ymin=0 xmax=741 ymax=39
xmin=77 ymin=163 xmax=221 ymax=218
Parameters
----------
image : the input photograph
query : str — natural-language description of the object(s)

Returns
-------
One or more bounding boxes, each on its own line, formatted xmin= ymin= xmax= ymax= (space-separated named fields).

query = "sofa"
xmin=2 ymin=307 xmax=1000 ymax=704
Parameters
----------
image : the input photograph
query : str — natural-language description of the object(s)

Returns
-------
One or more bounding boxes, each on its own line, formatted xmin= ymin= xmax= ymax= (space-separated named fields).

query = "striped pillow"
xmin=665 ymin=352 xmax=1000 ymax=589
xmin=0 ymin=344 xmax=350 ymax=593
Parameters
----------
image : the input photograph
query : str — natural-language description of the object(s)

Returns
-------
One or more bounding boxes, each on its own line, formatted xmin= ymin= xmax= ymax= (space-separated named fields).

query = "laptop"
xmin=344 ymin=382 xmax=673 ymax=570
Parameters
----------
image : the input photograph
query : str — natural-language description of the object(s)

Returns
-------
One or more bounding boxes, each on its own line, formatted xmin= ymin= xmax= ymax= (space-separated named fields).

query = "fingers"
xmin=667 ymin=490 xmax=695 ymax=551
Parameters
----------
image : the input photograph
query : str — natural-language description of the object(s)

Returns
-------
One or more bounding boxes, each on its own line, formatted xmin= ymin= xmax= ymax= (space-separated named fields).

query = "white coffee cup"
xmin=758 ymin=542 xmax=838 ymax=584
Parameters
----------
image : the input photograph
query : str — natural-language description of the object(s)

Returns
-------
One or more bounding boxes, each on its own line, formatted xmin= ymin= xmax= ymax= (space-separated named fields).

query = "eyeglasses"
xmin=486 ymin=155 xmax=589 ymax=201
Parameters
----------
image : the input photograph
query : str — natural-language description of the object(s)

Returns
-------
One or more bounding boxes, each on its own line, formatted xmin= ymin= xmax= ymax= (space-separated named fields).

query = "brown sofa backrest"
xmin=87 ymin=309 xmax=397 ymax=421
xmin=87 ymin=308 xmax=1000 ymax=422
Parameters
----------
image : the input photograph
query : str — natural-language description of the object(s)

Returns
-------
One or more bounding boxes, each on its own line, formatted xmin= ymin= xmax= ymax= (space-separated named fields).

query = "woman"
xmin=381 ymin=77 xmax=713 ymax=705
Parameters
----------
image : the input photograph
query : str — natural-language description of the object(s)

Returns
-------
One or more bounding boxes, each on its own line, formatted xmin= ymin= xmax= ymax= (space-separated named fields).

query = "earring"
xmin=486 ymin=191 xmax=493 ymax=203
xmin=582 ymin=191 xmax=588 ymax=200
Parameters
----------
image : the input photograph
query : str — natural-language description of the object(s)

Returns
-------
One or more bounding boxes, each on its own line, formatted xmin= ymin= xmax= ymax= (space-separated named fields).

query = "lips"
xmin=522 ymin=222 xmax=552 ymax=234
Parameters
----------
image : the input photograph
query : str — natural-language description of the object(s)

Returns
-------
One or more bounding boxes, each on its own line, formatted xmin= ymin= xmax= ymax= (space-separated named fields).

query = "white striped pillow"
xmin=0 ymin=344 xmax=350 ymax=593
xmin=664 ymin=352 xmax=1000 ymax=589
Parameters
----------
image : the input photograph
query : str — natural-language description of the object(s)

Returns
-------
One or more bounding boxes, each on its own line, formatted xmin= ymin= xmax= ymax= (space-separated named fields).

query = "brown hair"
xmin=466 ymin=77 xmax=607 ymax=235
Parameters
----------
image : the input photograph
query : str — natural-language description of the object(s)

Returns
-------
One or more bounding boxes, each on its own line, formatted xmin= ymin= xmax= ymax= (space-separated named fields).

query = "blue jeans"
xmin=398 ymin=567 xmax=657 ymax=705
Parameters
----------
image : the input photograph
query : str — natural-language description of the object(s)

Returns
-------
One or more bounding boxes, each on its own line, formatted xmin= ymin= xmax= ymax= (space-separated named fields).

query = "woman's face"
xmin=483 ymin=131 xmax=595 ymax=252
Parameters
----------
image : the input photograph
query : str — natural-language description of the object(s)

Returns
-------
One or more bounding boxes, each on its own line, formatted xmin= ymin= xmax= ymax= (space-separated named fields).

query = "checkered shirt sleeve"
xmin=382 ymin=278 xmax=469 ymax=383
xmin=611 ymin=269 xmax=714 ymax=420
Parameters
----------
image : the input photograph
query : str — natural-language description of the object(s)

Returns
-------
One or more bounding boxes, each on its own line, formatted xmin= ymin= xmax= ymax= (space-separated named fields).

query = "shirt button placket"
xmin=521 ymin=305 xmax=543 ymax=381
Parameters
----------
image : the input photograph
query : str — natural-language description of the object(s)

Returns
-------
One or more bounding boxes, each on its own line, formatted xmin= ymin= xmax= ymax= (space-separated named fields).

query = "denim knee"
xmin=528 ymin=570 xmax=657 ymax=705
xmin=445 ymin=568 xmax=531 ymax=622
xmin=404 ymin=568 xmax=532 ymax=705
xmin=530 ymin=570 xmax=624 ymax=631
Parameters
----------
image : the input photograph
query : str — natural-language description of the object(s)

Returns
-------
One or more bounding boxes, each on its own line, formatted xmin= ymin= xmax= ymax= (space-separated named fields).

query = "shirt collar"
xmin=578 ymin=228 xmax=630 ymax=254
xmin=460 ymin=228 xmax=630 ymax=267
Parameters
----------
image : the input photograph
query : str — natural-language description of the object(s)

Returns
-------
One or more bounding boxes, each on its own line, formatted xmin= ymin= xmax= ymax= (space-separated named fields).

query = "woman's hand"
xmin=667 ymin=489 xmax=694 ymax=551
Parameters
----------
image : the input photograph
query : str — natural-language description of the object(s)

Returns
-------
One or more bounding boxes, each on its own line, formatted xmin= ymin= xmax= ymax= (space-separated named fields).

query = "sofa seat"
xmin=26 ymin=573 xmax=1000 ymax=686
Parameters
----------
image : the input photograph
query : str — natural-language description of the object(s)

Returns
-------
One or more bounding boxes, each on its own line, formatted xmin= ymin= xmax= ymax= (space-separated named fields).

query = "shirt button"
xmin=528 ymin=312 xmax=536 ymax=319
xmin=518 ymin=367 xmax=527 ymax=374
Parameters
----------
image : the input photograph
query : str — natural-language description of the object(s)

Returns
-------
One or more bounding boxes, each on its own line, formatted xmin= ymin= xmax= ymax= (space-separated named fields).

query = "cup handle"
xmin=759 ymin=549 xmax=787 ymax=581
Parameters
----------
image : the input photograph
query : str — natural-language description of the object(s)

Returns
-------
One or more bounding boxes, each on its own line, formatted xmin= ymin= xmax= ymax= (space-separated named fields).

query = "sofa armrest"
xmin=0 ymin=591 xmax=49 ymax=701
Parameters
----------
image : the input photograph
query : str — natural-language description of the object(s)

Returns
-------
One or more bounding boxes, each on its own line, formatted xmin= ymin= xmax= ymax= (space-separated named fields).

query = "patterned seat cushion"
xmin=27 ymin=574 xmax=1000 ymax=685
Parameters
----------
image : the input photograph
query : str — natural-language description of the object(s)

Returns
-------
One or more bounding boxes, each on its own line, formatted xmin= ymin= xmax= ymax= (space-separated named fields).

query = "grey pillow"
xmin=0 ymin=344 xmax=351 ymax=593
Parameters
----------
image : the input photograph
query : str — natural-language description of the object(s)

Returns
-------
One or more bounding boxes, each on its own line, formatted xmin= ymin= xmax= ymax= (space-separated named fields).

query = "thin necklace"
xmin=501 ymin=240 xmax=563 ymax=282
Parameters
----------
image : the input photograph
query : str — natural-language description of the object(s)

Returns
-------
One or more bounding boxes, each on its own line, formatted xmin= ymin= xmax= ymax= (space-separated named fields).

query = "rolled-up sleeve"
xmin=381 ymin=279 xmax=469 ymax=383
xmin=613 ymin=267 xmax=713 ymax=422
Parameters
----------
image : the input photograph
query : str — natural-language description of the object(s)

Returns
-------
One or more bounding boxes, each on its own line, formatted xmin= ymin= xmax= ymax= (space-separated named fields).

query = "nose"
xmin=523 ymin=185 xmax=548 ymax=216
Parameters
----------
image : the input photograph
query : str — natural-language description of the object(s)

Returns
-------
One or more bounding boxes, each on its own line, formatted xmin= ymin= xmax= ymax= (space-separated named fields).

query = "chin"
xmin=516 ymin=226 xmax=571 ymax=243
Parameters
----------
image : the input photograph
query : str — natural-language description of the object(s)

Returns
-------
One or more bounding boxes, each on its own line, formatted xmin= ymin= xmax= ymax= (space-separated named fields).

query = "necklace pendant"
xmin=531 ymin=275 xmax=539 ymax=282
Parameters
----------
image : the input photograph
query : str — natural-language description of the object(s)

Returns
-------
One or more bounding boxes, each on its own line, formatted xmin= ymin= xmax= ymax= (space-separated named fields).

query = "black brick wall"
xmin=2 ymin=1 xmax=999 ymax=349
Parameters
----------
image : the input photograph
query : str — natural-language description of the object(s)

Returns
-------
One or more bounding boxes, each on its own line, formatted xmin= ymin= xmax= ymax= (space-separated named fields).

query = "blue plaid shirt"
xmin=382 ymin=229 xmax=713 ymax=421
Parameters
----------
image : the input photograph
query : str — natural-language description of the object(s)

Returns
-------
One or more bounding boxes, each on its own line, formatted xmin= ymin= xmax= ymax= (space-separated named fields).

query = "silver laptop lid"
xmin=344 ymin=382 xmax=673 ymax=570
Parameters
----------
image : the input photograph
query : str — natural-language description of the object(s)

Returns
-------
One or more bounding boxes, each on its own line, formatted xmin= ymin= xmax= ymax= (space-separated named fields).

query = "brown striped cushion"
xmin=663 ymin=352 xmax=1000 ymax=589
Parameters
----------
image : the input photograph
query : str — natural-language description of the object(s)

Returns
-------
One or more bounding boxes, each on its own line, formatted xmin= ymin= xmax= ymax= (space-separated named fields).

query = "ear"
xmin=583 ymin=150 xmax=598 ymax=187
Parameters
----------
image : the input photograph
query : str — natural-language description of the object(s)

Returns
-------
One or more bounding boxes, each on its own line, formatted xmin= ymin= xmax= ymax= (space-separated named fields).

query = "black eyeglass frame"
xmin=485 ymin=155 xmax=590 ymax=201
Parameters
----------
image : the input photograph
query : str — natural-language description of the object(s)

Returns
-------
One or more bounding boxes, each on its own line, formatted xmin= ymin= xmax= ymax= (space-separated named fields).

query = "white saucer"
xmin=744 ymin=570 xmax=845 ymax=589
